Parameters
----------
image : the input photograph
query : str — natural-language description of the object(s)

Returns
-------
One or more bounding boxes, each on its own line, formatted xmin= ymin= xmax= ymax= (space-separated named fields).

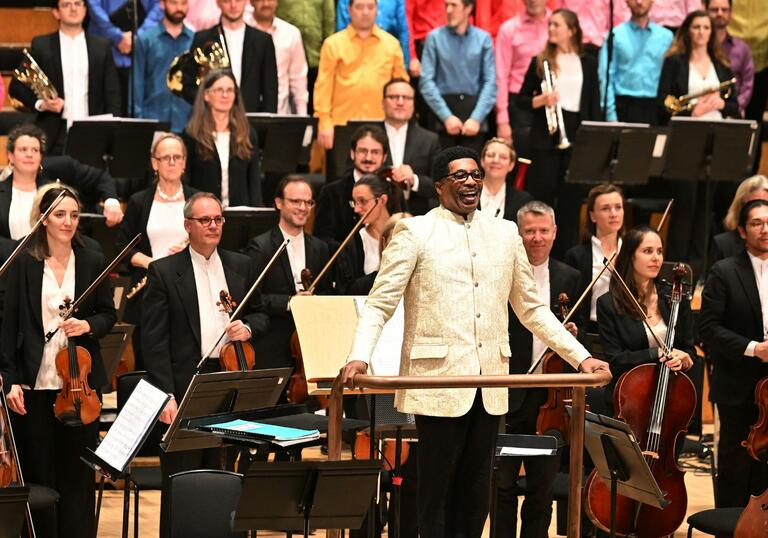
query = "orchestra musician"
xmin=699 ymin=199 xmax=768 ymax=508
xmin=478 ymin=137 xmax=533 ymax=222
xmin=141 ymin=192 xmax=269 ymax=537
xmin=244 ymin=175 xmax=332 ymax=371
xmin=494 ymin=200 xmax=583 ymax=538
xmin=596 ymin=226 xmax=696 ymax=416
xmin=712 ymin=174 xmax=768 ymax=263
xmin=0 ymin=186 xmax=116 ymax=538
xmin=116 ymin=132 xmax=197 ymax=369
xmin=341 ymin=146 xmax=609 ymax=537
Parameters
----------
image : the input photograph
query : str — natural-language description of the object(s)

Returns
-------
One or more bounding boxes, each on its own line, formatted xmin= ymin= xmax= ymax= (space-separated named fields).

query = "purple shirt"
xmin=721 ymin=33 xmax=754 ymax=114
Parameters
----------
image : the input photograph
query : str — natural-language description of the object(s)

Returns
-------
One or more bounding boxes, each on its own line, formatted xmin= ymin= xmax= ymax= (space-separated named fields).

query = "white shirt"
xmin=688 ymin=62 xmax=723 ymax=120
xmin=360 ymin=227 xmax=381 ymax=275
xmin=147 ymin=200 xmax=187 ymax=259
xmin=253 ymin=17 xmax=308 ymax=115
xmin=480 ymin=182 xmax=506 ymax=218
xmin=745 ymin=251 xmax=768 ymax=356
xmin=189 ymin=246 xmax=231 ymax=358
xmin=280 ymin=225 xmax=306 ymax=293
xmin=530 ymin=260 xmax=551 ymax=371
xmin=59 ymin=30 xmax=89 ymax=120
xmin=36 ymin=254 xmax=76 ymax=390
xmin=556 ymin=52 xmax=582 ymax=113
xmin=223 ymin=24 xmax=246 ymax=85
xmin=214 ymin=131 xmax=231 ymax=207
xmin=384 ymin=122 xmax=421 ymax=193
xmin=8 ymin=187 xmax=36 ymax=240
xmin=590 ymin=236 xmax=622 ymax=322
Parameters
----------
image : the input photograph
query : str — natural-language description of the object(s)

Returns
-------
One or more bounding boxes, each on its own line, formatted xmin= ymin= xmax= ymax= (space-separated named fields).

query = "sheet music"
xmin=95 ymin=379 xmax=168 ymax=472
xmin=354 ymin=297 xmax=404 ymax=376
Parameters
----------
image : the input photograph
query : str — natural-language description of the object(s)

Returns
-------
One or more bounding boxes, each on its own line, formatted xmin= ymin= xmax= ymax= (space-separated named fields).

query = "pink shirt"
xmin=495 ymin=9 xmax=550 ymax=124
xmin=649 ymin=0 xmax=701 ymax=29
xmin=561 ymin=0 xmax=630 ymax=47
xmin=185 ymin=0 xmax=254 ymax=31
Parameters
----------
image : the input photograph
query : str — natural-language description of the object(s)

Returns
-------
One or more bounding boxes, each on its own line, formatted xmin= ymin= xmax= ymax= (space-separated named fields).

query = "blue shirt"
xmin=86 ymin=0 xmax=163 ymax=68
xmin=419 ymin=25 xmax=496 ymax=123
xmin=335 ymin=0 xmax=410 ymax=64
xmin=598 ymin=20 xmax=673 ymax=121
xmin=133 ymin=21 xmax=193 ymax=132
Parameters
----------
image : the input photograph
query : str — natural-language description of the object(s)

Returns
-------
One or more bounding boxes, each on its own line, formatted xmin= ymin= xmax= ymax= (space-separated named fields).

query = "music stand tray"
xmin=0 ymin=486 xmax=29 ymax=538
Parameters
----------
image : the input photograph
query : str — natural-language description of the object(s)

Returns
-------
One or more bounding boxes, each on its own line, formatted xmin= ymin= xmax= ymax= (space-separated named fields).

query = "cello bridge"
xmin=641 ymin=450 xmax=659 ymax=459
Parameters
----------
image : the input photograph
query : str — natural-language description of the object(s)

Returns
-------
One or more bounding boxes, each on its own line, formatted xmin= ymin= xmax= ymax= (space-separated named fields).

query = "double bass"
xmin=585 ymin=264 xmax=696 ymax=537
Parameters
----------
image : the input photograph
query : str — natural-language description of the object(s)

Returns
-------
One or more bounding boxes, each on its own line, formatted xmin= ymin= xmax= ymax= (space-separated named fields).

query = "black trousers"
xmin=13 ymin=389 xmax=98 ymax=538
xmin=438 ymin=132 xmax=486 ymax=154
xmin=614 ymin=95 xmax=658 ymax=125
xmin=493 ymin=391 xmax=560 ymax=538
xmin=507 ymin=93 xmax=533 ymax=159
xmin=414 ymin=391 xmax=500 ymax=538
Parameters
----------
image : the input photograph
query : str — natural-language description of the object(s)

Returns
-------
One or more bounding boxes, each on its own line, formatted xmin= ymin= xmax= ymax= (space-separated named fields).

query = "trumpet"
xmin=167 ymin=27 xmax=230 ymax=97
xmin=664 ymin=77 xmax=736 ymax=116
xmin=13 ymin=48 xmax=58 ymax=102
xmin=541 ymin=60 xmax=571 ymax=150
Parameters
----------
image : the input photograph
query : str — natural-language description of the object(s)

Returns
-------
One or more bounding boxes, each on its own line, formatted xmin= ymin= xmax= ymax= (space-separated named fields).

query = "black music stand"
xmin=234 ymin=460 xmax=381 ymax=537
xmin=98 ymin=323 xmax=134 ymax=394
xmin=579 ymin=410 xmax=666 ymax=538
xmin=220 ymin=208 xmax=278 ymax=252
xmin=0 ymin=486 xmax=29 ymax=538
xmin=246 ymin=114 xmax=316 ymax=173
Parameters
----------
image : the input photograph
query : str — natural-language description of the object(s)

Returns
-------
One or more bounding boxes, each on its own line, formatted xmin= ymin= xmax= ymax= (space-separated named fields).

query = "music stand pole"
xmin=600 ymin=434 xmax=630 ymax=538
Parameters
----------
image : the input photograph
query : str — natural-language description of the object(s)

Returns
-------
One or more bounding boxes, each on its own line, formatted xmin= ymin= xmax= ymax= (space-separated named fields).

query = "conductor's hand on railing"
xmin=579 ymin=357 xmax=610 ymax=374
xmin=340 ymin=360 xmax=368 ymax=389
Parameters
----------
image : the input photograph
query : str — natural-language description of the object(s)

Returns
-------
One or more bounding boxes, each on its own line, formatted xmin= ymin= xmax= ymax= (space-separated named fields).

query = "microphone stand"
xmin=129 ymin=0 xmax=138 ymax=117
xmin=602 ymin=0 xmax=615 ymax=120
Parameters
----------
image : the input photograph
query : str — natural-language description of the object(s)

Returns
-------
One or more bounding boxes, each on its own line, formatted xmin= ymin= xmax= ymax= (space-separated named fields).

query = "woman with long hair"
xmin=478 ymin=137 xmax=532 ymax=222
xmin=183 ymin=69 xmax=262 ymax=207
xmin=0 ymin=187 xmax=116 ymax=538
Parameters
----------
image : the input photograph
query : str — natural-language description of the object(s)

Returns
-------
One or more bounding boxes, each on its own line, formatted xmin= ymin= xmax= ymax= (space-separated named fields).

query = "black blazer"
xmin=508 ymin=258 xmax=583 ymax=414
xmin=0 ymin=237 xmax=18 ymax=332
xmin=564 ymin=242 xmax=593 ymax=321
xmin=712 ymin=229 xmax=744 ymax=264
xmin=699 ymin=251 xmax=768 ymax=406
xmin=383 ymin=122 xmax=440 ymax=216
xmin=335 ymin=233 xmax=368 ymax=295
xmin=656 ymin=53 xmax=739 ymax=125
xmin=115 ymin=184 xmax=199 ymax=323
xmin=0 ymin=156 xmax=118 ymax=239
xmin=0 ymin=246 xmax=116 ymax=390
xmin=182 ymin=128 xmax=262 ymax=207
xmin=187 ymin=24 xmax=278 ymax=113
xmin=597 ymin=284 xmax=697 ymax=415
xmin=478 ymin=179 xmax=534 ymax=222
xmin=244 ymin=226 xmax=332 ymax=369
xmin=141 ymin=247 xmax=270 ymax=399
xmin=8 ymin=32 xmax=121 ymax=151
xmin=314 ymin=172 xmax=356 ymax=246
xmin=517 ymin=54 xmax=601 ymax=151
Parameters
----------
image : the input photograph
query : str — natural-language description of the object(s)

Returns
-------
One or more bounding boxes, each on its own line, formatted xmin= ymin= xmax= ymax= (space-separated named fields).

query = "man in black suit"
xmin=142 ymin=192 xmax=269 ymax=537
xmin=185 ymin=0 xmax=278 ymax=112
xmin=381 ymin=78 xmax=440 ymax=216
xmin=313 ymin=124 xmax=388 ymax=246
xmin=8 ymin=0 xmax=120 ymax=154
xmin=245 ymin=175 xmax=332 ymax=371
xmin=494 ymin=200 xmax=583 ymax=538
xmin=700 ymin=199 xmax=768 ymax=509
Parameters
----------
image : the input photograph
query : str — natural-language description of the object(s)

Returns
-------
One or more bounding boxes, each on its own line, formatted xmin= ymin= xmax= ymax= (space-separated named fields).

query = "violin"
xmin=53 ymin=297 xmax=101 ymax=426
xmin=742 ymin=376 xmax=768 ymax=463
xmin=217 ymin=291 xmax=256 ymax=371
xmin=585 ymin=263 xmax=695 ymax=537
xmin=287 ymin=268 xmax=313 ymax=404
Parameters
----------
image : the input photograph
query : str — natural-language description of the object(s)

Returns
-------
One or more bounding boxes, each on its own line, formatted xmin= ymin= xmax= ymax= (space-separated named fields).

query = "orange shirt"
xmin=314 ymin=25 xmax=408 ymax=132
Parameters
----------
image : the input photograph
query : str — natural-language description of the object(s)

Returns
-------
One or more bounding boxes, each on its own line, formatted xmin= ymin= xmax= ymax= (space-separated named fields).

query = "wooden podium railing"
xmin=326 ymin=371 xmax=612 ymax=538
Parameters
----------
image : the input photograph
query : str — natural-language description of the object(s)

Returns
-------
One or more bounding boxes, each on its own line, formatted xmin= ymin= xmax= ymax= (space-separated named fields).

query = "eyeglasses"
xmin=153 ymin=154 xmax=185 ymax=163
xmin=384 ymin=94 xmax=414 ymax=102
xmin=746 ymin=218 xmax=768 ymax=230
xmin=187 ymin=216 xmax=226 ymax=227
xmin=355 ymin=148 xmax=384 ymax=157
xmin=349 ymin=197 xmax=377 ymax=209
xmin=208 ymin=87 xmax=236 ymax=96
xmin=284 ymin=198 xmax=315 ymax=208
xmin=59 ymin=1 xmax=85 ymax=8
xmin=440 ymin=169 xmax=485 ymax=183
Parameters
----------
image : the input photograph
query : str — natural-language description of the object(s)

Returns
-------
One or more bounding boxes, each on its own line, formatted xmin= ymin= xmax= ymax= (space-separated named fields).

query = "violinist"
xmin=494 ymin=200 xmax=583 ymax=538
xmin=244 ymin=175 xmax=332 ymax=371
xmin=597 ymin=226 xmax=696 ymax=416
xmin=0 ymin=186 xmax=116 ymax=538
xmin=699 ymin=199 xmax=768 ymax=508
xmin=141 ymin=191 xmax=269 ymax=538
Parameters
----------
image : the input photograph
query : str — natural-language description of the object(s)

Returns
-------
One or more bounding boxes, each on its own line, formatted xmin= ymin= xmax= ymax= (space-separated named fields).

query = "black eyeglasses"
xmin=187 ymin=216 xmax=226 ymax=227
xmin=440 ymin=169 xmax=485 ymax=183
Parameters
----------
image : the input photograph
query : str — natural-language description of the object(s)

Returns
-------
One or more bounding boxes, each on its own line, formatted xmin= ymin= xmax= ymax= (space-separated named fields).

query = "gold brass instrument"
xmin=12 ymin=48 xmax=58 ymax=104
xmin=167 ymin=27 xmax=230 ymax=97
xmin=541 ymin=59 xmax=571 ymax=150
xmin=664 ymin=77 xmax=736 ymax=116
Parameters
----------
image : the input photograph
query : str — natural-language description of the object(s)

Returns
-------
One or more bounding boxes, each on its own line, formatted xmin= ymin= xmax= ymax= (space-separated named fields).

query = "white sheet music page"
xmin=95 ymin=379 xmax=169 ymax=472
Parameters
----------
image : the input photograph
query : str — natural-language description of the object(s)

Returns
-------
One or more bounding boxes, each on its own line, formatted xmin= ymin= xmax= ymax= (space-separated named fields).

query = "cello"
xmin=584 ymin=263 xmax=696 ymax=537
xmin=217 ymin=290 xmax=257 ymax=371
xmin=734 ymin=378 xmax=768 ymax=536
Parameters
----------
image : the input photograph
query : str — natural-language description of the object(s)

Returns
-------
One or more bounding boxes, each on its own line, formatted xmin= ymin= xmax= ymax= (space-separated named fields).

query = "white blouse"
xmin=147 ymin=200 xmax=187 ymax=259
xmin=360 ymin=228 xmax=381 ymax=275
xmin=214 ymin=131 xmax=231 ymax=207
xmin=8 ymin=187 xmax=37 ymax=240
xmin=688 ymin=62 xmax=723 ymax=120
xmin=590 ymin=236 xmax=622 ymax=322
xmin=556 ymin=52 xmax=583 ymax=113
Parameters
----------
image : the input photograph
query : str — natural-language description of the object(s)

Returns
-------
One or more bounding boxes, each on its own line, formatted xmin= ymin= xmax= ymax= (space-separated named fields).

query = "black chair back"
xmin=169 ymin=470 xmax=245 ymax=538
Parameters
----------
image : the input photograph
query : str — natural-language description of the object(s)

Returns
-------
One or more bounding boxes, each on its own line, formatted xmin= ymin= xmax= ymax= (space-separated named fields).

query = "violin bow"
xmin=656 ymin=199 xmax=674 ymax=233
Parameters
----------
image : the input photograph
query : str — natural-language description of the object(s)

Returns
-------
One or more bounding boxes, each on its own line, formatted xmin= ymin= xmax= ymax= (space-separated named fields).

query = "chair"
xmin=169 ymin=470 xmax=245 ymax=538
xmin=686 ymin=507 xmax=742 ymax=537
xmin=27 ymin=483 xmax=60 ymax=536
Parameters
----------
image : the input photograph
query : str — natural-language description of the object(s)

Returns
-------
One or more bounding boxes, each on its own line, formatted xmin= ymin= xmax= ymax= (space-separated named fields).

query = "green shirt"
xmin=276 ymin=0 xmax=336 ymax=68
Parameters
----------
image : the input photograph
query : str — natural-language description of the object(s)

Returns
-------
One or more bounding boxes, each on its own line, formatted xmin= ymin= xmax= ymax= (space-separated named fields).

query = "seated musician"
xmin=0 ymin=187 xmax=116 ymax=538
xmin=478 ymin=137 xmax=532 ymax=223
xmin=1 ymin=124 xmax=123 ymax=241
xmin=494 ymin=200 xmax=583 ymax=538
xmin=244 ymin=175 xmax=332 ymax=371
xmin=596 ymin=226 xmax=696 ymax=416
xmin=141 ymin=192 xmax=269 ymax=538
xmin=117 ymin=132 xmax=197 ymax=369
xmin=712 ymin=174 xmax=768 ymax=263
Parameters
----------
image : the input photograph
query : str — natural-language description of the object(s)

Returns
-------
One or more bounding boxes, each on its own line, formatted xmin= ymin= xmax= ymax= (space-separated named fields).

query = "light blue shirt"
xmin=86 ymin=0 xmax=163 ymax=68
xmin=419 ymin=25 xmax=496 ymax=124
xmin=598 ymin=20 xmax=673 ymax=121
xmin=132 ymin=21 xmax=193 ymax=132
xmin=335 ymin=0 xmax=410 ymax=64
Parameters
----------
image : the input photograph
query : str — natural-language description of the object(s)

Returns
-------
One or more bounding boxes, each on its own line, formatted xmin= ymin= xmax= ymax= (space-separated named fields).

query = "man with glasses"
xmin=9 ymin=0 xmax=121 ymax=154
xmin=342 ymin=146 xmax=609 ymax=537
xmin=245 ymin=176 xmax=332 ymax=371
xmin=142 ymin=191 xmax=269 ymax=537
xmin=382 ymin=77 xmax=440 ymax=215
